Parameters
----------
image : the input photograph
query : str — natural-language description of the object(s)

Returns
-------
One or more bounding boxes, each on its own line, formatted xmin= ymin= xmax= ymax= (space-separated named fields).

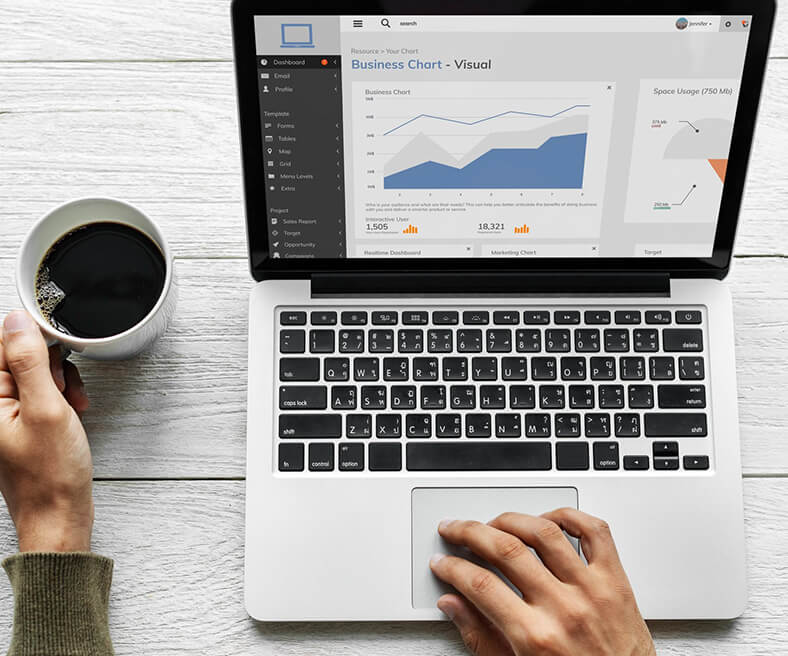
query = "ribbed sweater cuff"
xmin=2 ymin=552 xmax=114 ymax=656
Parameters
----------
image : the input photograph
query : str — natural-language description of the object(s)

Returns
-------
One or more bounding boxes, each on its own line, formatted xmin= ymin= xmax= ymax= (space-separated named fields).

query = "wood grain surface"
xmin=0 ymin=2 xmax=786 ymax=653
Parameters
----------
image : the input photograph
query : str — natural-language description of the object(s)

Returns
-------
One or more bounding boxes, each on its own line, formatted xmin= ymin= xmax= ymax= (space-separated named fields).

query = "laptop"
xmin=231 ymin=1 xmax=775 ymax=621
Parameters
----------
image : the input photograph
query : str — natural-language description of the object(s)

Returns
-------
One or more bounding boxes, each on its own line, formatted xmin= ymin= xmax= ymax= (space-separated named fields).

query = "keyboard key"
xmin=280 ymin=330 xmax=306 ymax=353
xmin=487 ymin=329 xmax=513 ymax=353
xmin=402 ymin=311 xmax=428 ymax=325
xmin=614 ymin=310 xmax=641 ymax=325
xmin=310 ymin=329 xmax=335 ymax=353
xmin=368 ymin=330 xmax=394 ymax=353
xmin=593 ymin=442 xmax=620 ymax=470
xmin=413 ymin=357 xmax=439 ymax=381
xmin=376 ymin=414 xmax=401 ymax=438
xmin=649 ymin=357 xmax=675 ymax=380
xmin=620 ymin=357 xmax=645 ymax=381
xmin=341 ymin=311 xmax=367 ymax=325
xmin=278 ymin=443 xmax=304 ymax=471
xmin=556 ymin=442 xmax=589 ymax=470
xmin=676 ymin=310 xmax=702 ymax=324
xmin=479 ymin=385 xmax=506 ymax=409
xmin=584 ymin=310 xmax=611 ymax=325
xmin=590 ymin=357 xmax=616 ymax=380
xmin=684 ymin=455 xmax=710 ymax=470
xmin=539 ymin=385 xmax=565 ymax=409
xmin=427 ymin=330 xmax=453 ymax=353
xmin=644 ymin=413 xmax=707 ymax=437
xmin=308 ymin=443 xmax=334 ymax=471
xmin=280 ymin=358 xmax=320 ymax=382
xmin=653 ymin=441 xmax=679 ymax=458
xmin=645 ymin=310 xmax=671 ymax=325
xmin=279 ymin=414 xmax=342 ymax=439
xmin=560 ymin=357 xmax=586 ymax=381
xmin=450 ymin=385 xmax=476 ymax=409
xmin=495 ymin=413 xmax=521 ymax=437
xmin=346 ymin=414 xmax=372 ymax=438
xmin=443 ymin=357 xmax=469 ymax=381
xmin=407 ymin=442 xmax=552 ymax=471
xmin=493 ymin=310 xmax=520 ymax=325
xmin=339 ymin=443 xmax=364 ymax=471
xmin=516 ymin=329 xmax=541 ymax=352
xmin=433 ymin=310 xmax=459 ymax=325
xmin=555 ymin=413 xmax=581 ymax=437
xmin=391 ymin=385 xmax=417 ymax=409
xmin=421 ymin=385 xmax=446 ymax=410
xmin=574 ymin=329 xmax=600 ymax=352
xmin=524 ymin=310 xmax=550 ymax=324
xmin=383 ymin=357 xmax=408 ymax=381
xmin=361 ymin=385 xmax=387 ymax=410
xmin=663 ymin=329 xmax=703 ymax=352
xmin=623 ymin=455 xmax=649 ymax=470
xmin=525 ymin=413 xmax=551 ymax=437
xmin=331 ymin=386 xmax=357 ymax=410
xmin=465 ymin=413 xmax=492 ymax=438
xmin=615 ymin=413 xmax=640 ymax=437
xmin=545 ymin=329 xmax=571 ymax=352
xmin=679 ymin=356 xmax=705 ymax=380
xmin=324 ymin=357 xmax=349 ymax=381
xmin=628 ymin=385 xmax=654 ymax=409
xmin=501 ymin=357 xmax=528 ymax=380
xmin=406 ymin=414 xmax=432 ymax=438
xmin=532 ymin=357 xmax=557 ymax=380
xmin=372 ymin=310 xmax=398 ymax=325
xmin=554 ymin=310 xmax=580 ymax=325
xmin=339 ymin=330 xmax=364 ymax=353
xmin=369 ymin=443 xmax=402 ymax=471
xmin=585 ymin=413 xmax=611 ymax=437
xmin=279 ymin=386 xmax=327 ymax=410
xmin=598 ymin=384 xmax=624 ymax=409
xmin=311 ymin=311 xmax=337 ymax=325
xmin=471 ymin=357 xmax=497 ymax=381
xmin=398 ymin=329 xmax=424 ymax=353
xmin=633 ymin=329 xmax=659 ymax=352
xmin=604 ymin=329 xmax=629 ymax=352
xmin=658 ymin=384 xmax=706 ymax=409
xmin=435 ymin=414 xmax=462 ymax=438
xmin=569 ymin=385 xmax=594 ymax=409
xmin=510 ymin=385 xmax=536 ymax=409
xmin=654 ymin=457 xmax=680 ymax=471
xmin=463 ymin=310 xmax=489 ymax=325
xmin=353 ymin=357 xmax=379 ymax=382
xmin=457 ymin=329 xmax=483 ymax=353
xmin=281 ymin=311 xmax=306 ymax=326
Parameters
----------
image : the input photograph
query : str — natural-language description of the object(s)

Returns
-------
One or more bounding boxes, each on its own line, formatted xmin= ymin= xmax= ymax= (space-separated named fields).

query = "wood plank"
xmin=0 ymin=479 xmax=785 ymax=654
xmin=0 ymin=2 xmax=786 ymax=61
xmin=2 ymin=60 xmax=788 ymax=260
xmin=0 ymin=256 xmax=786 ymax=477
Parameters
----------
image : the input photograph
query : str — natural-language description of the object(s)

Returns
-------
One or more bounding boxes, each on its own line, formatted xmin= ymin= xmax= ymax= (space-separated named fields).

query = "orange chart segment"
xmin=708 ymin=158 xmax=728 ymax=182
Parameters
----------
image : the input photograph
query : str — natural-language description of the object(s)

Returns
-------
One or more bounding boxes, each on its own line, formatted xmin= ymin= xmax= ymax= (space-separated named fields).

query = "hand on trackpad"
xmin=411 ymin=487 xmax=578 ymax=608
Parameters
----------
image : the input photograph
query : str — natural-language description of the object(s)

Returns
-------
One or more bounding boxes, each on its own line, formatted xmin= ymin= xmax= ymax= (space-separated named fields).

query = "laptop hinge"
xmin=311 ymin=272 xmax=670 ymax=297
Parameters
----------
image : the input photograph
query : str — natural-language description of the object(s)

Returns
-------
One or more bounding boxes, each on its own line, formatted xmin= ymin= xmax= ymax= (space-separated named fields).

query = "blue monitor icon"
xmin=281 ymin=23 xmax=315 ymax=48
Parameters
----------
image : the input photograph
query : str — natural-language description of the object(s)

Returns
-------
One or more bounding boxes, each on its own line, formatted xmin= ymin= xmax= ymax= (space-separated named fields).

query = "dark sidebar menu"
xmin=258 ymin=55 xmax=346 ymax=259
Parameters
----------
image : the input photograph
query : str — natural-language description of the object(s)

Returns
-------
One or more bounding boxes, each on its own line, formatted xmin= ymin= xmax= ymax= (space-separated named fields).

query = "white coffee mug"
xmin=16 ymin=198 xmax=177 ymax=360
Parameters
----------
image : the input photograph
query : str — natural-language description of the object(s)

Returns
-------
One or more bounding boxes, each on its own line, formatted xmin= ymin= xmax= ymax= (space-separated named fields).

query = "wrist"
xmin=14 ymin=499 xmax=94 ymax=553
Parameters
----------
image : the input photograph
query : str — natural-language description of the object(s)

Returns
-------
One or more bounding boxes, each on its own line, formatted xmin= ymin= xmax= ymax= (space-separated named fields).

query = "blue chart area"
xmin=384 ymin=133 xmax=588 ymax=190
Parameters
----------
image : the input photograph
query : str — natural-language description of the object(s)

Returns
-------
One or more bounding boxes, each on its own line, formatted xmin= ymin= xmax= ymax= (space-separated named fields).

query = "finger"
xmin=540 ymin=508 xmax=623 ymax=569
xmin=489 ymin=512 xmax=586 ymax=583
xmin=49 ymin=345 xmax=66 ymax=393
xmin=2 ymin=311 xmax=62 ymax=409
xmin=0 ymin=332 xmax=7 ymax=371
xmin=438 ymin=519 xmax=556 ymax=596
xmin=430 ymin=553 xmax=529 ymax=642
xmin=63 ymin=361 xmax=90 ymax=414
xmin=438 ymin=593 xmax=515 ymax=656
xmin=0 ymin=371 xmax=18 ymax=399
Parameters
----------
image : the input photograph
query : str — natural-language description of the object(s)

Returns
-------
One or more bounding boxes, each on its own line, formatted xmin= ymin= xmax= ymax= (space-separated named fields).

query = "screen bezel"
xmin=231 ymin=0 xmax=775 ymax=281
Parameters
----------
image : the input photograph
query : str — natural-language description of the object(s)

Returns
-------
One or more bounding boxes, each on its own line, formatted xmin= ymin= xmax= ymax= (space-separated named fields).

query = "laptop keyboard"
xmin=274 ymin=307 xmax=711 ymax=474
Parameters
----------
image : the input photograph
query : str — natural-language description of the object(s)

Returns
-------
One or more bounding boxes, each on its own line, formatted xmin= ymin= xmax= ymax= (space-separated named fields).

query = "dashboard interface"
xmin=253 ymin=15 xmax=751 ymax=259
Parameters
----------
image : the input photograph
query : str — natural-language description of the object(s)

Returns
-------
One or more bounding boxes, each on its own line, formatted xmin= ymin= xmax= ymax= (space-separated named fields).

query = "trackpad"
xmin=411 ymin=487 xmax=578 ymax=609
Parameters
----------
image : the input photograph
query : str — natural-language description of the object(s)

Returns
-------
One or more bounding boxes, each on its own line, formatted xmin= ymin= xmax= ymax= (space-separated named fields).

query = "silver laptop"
xmin=231 ymin=1 xmax=775 ymax=621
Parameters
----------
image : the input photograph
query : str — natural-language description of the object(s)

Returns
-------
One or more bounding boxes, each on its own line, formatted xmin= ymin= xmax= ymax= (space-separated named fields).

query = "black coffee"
xmin=35 ymin=222 xmax=166 ymax=339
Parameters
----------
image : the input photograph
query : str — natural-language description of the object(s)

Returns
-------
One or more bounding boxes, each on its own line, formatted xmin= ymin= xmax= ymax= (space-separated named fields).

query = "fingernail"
xmin=437 ymin=599 xmax=456 ymax=620
xmin=438 ymin=519 xmax=454 ymax=531
xmin=430 ymin=553 xmax=446 ymax=567
xmin=3 ymin=311 xmax=35 ymax=335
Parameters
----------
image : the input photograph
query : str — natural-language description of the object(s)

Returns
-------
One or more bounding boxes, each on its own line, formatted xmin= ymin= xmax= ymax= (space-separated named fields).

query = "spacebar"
xmin=407 ymin=442 xmax=552 ymax=471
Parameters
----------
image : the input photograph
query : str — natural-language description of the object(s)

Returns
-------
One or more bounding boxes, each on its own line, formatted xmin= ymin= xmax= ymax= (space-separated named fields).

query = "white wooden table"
xmin=0 ymin=3 xmax=786 ymax=653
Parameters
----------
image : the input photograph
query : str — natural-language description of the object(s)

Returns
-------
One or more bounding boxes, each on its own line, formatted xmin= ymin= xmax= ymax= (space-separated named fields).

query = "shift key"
xmin=279 ymin=414 xmax=342 ymax=439
xmin=644 ymin=413 xmax=707 ymax=437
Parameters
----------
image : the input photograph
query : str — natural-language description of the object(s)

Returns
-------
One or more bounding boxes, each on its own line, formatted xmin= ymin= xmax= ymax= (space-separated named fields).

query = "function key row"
xmin=280 ymin=309 xmax=703 ymax=327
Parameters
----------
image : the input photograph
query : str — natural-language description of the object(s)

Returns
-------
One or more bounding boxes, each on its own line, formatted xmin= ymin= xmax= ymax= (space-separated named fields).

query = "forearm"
xmin=3 ymin=552 xmax=114 ymax=656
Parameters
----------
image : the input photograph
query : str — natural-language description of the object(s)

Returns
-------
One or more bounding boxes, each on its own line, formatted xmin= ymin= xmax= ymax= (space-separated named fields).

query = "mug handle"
xmin=44 ymin=335 xmax=72 ymax=361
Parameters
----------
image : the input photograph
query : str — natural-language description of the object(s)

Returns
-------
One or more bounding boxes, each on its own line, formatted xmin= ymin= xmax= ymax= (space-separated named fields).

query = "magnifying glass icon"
xmin=381 ymin=18 xmax=391 ymax=28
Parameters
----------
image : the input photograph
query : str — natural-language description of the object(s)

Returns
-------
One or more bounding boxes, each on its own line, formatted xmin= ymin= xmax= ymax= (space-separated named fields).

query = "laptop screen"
xmin=252 ymin=15 xmax=752 ymax=260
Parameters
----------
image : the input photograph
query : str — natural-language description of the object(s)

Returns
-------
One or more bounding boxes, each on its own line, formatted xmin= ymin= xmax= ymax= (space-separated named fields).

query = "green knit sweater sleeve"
xmin=2 ymin=552 xmax=114 ymax=656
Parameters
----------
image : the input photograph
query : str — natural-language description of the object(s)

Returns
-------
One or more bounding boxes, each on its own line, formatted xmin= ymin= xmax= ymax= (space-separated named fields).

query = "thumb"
xmin=438 ymin=594 xmax=515 ymax=656
xmin=2 ymin=311 xmax=62 ymax=407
